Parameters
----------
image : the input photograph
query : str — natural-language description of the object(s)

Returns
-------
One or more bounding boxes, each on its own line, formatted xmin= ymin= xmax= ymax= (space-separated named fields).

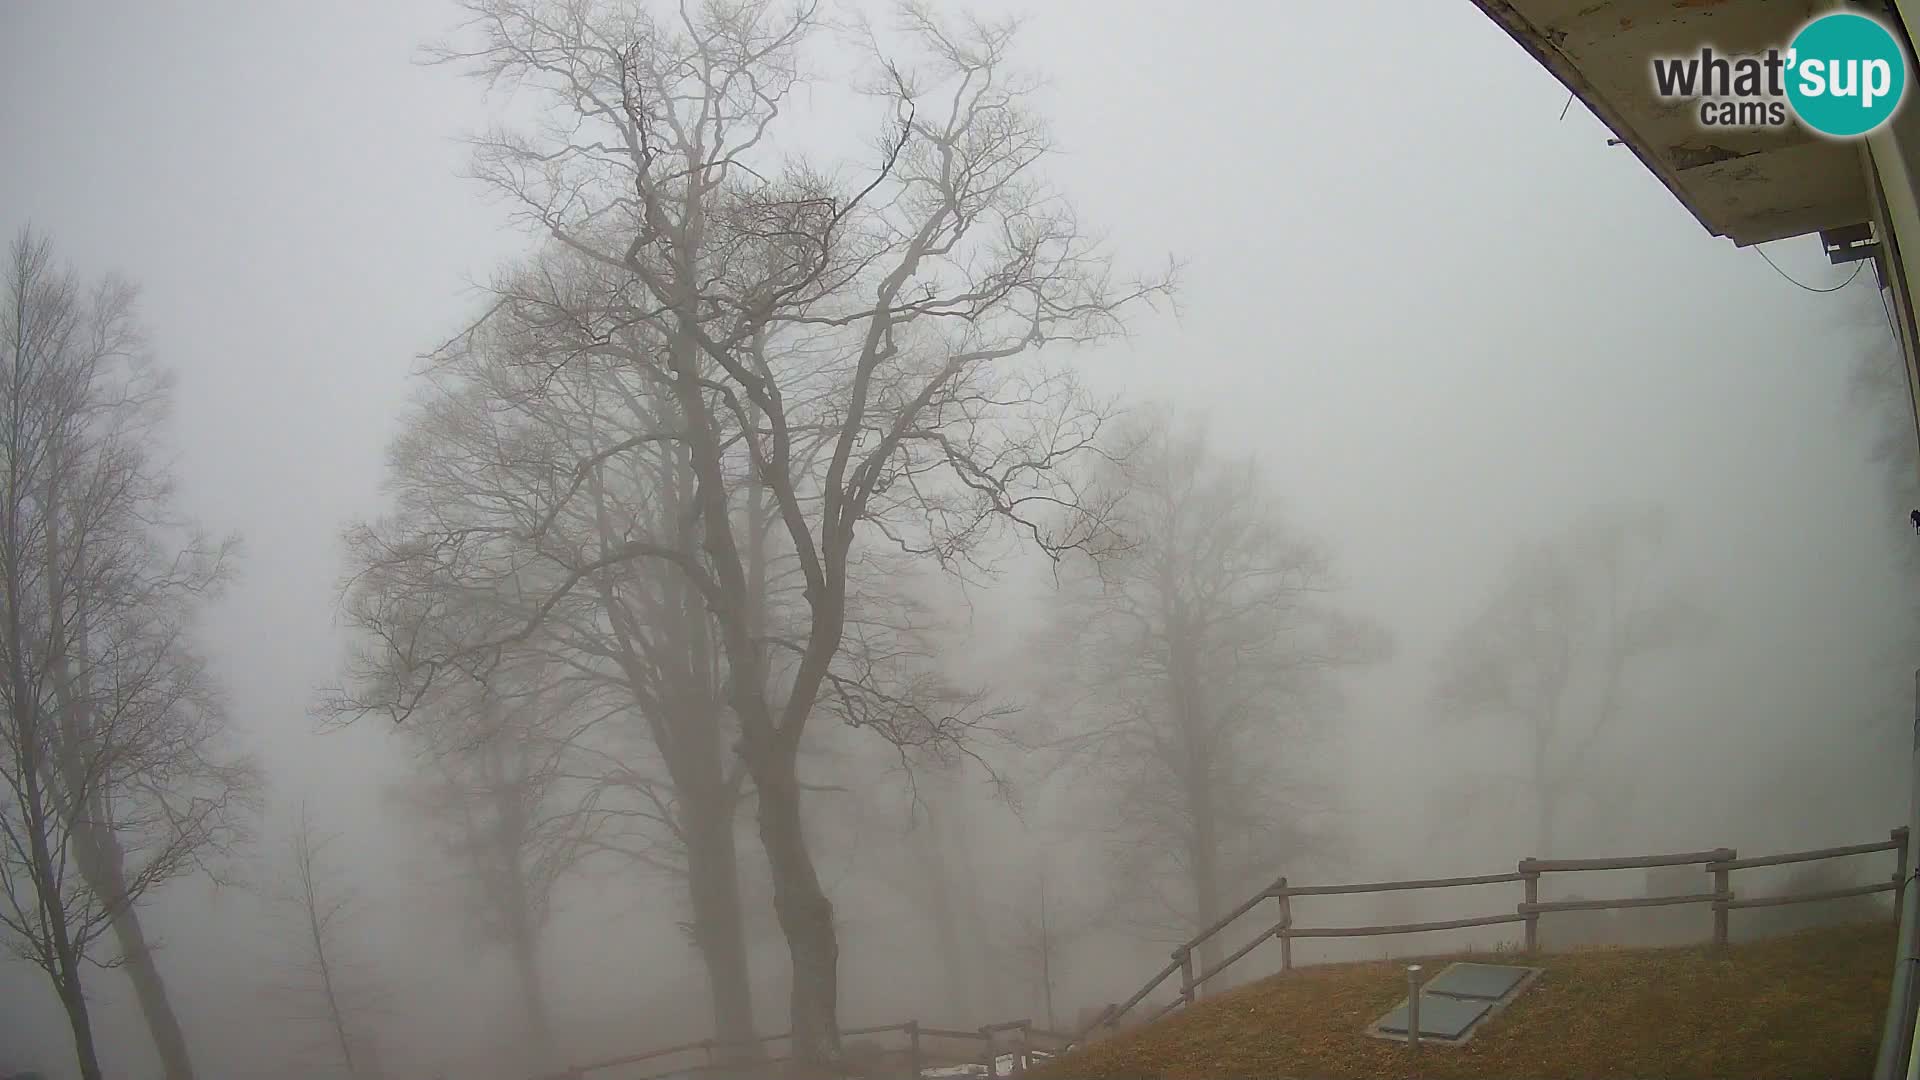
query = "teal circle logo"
xmin=1786 ymin=12 xmax=1907 ymax=137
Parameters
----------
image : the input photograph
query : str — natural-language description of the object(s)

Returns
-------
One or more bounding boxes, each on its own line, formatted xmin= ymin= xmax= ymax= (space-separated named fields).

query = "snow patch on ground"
xmin=920 ymin=1050 xmax=1055 ymax=1077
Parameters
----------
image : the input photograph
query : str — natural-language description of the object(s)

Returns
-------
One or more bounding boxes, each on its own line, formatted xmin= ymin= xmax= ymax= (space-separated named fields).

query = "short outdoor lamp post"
xmin=1406 ymin=964 xmax=1424 ymax=1055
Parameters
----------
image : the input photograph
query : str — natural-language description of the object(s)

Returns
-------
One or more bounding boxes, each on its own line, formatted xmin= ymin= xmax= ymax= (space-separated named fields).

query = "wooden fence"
xmin=1077 ymin=826 xmax=1911 ymax=1042
xmin=534 ymin=827 xmax=1910 ymax=1078
xmin=540 ymin=1017 xmax=1074 ymax=1080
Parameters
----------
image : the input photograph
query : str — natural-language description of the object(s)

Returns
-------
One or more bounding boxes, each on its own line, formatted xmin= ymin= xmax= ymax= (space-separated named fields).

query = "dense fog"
xmin=1 ymin=2 xmax=1914 ymax=1078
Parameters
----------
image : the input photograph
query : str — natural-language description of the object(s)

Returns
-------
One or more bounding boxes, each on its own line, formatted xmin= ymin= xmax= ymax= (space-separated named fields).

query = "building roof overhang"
xmin=1469 ymin=0 xmax=1874 ymax=246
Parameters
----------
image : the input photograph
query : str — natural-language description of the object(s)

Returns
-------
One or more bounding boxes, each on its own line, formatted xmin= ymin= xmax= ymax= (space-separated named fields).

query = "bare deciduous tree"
xmin=389 ymin=670 xmax=589 ymax=1075
xmin=336 ymin=334 xmax=774 ymax=1057
xmin=0 ymin=228 xmax=255 ymax=1080
xmin=275 ymin=805 xmax=388 ymax=1080
xmin=1432 ymin=503 xmax=1708 ymax=856
xmin=905 ymin=775 xmax=993 ymax=1021
xmin=1046 ymin=410 xmax=1387 ymax=983
xmin=990 ymin=862 xmax=1086 ymax=1032
xmin=340 ymin=1 xmax=1175 ymax=1065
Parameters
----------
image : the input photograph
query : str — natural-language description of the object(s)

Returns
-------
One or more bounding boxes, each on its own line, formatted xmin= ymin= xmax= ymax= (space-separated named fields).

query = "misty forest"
xmin=3 ymin=3 xmax=1917 ymax=1079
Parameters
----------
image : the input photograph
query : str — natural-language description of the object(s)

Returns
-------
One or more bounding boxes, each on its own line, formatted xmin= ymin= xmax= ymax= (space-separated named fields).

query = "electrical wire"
xmin=1874 ymin=256 xmax=1902 ymax=346
xmin=1867 ymin=250 xmax=1920 ymax=491
xmin=1755 ymin=244 xmax=1867 ymax=292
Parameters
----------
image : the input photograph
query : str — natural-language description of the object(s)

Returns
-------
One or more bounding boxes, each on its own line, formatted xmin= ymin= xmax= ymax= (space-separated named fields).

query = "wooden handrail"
xmin=1187 ymin=878 xmax=1283 ymax=951
xmin=551 ymin=1018 xmax=1026 ymax=1078
xmin=1519 ymin=848 xmax=1735 ymax=873
xmin=1280 ymin=912 xmax=1527 ymax=938
xmin=558 ymin=1041 xmax=706 ymax=1074
xmin=918 ymin=1026 xmax=988 ymax=1041
xmin=1721 ymin=880 xmax=1898 ymax=910
xmin=1710 ymin=837 xmax=1905 ymax=871
xmin=1519 ymin=891 xmax=1727 ymax=914
xmin=1087 ymin=830 xmax=1897 ymax=1030
xmin=1192 ymin=917 xmax=1288 ymax=987
xmin=1083 ymin=953 xmax=1182 ymax=1035
xmin=840 ymin=1022 xmax=909 ymax=1037
xmin=1278 ymin=871 xmax=1526 ymax=897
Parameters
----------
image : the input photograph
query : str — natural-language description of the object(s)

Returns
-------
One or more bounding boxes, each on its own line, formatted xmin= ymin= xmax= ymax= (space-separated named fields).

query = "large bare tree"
xmin=274 ymin=805 xmax=389 ymax=1080
xmin=1046 ymin=410 xmax=1388 ymax=982
xmin=346 ymin=1 xmax=1174 ymax=1065
xmin=339 ymin=326 xmax=776 ymax=1057
xmin=0 ymin=229 xmax=255 ymax=1080
xmin=389 ymin=668 xmax=590 ymax=1075
xmin=1432 ymin=503 xmax=1707 ymax=856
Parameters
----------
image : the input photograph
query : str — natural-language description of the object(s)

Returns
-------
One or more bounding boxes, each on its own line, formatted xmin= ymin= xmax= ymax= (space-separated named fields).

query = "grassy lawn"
xmin=1031 ymin=921 xmax=1895 ymax=1080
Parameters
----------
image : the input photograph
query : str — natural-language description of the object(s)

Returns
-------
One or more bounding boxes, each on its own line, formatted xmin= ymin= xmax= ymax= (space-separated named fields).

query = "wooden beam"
xmin=1520 ymin=849 xmax=1734 ymax=873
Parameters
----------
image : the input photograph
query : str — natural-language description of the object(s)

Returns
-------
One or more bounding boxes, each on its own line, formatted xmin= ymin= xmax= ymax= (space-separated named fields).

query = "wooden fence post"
xmin=907 ymin=1021 xmax=921 ymax=1080
xmin=1896 ymin=827 xmax=1911 ymax=924
xmin=1176 ymin=946 xmax=1195 ymax=1006
xmin=1275 ymin=878 xmax=1293 ymax=973
xmin=980 ymin=1026 xmax=997 ymax=1080
xmin=1521 ymin=861 xmax=1539 ymax=953
xmin=1710 ymin=850 xmax=1734 ymax=947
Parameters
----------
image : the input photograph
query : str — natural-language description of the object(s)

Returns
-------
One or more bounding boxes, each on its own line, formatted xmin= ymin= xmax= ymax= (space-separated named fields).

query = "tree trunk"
xmin=685 ymin=793 xmax=761 ymax=1063
xmin=946 ymin=794 xmax=998 ymax=1013
xmin=1038 ymin=878 xmax=1056 ymax=1032
xmin=304 ymin=870 xmax=357 ymax=1076
xmin=106 ymin=878 xmax=197 ymax=1079
xmin=753 ymin=764 xmax=840 ymax=1071
xmin=6 ymin=561 xmax=104 ymax=1080
xmin=56 ymin=961 xmax=106 ymax=1080
xmin=8 ymin=697 xmax=105 ymax=1080
xmin=51 ymin=506 xmax=199 ymax=1080
xmin=1167 ymin=602 xmax=1222 ymax=988
xmin=1532 ymin=719 xmax=1553 ymax=858
xmin=63 ymin=786 xmax=198 ymax=1080
xmin=483 ymin=720 xmax=558 ymax=1076
xmin=35 ymin=824 xmax=104 ymax=1080
xmin=505 ymin=903 xmax=556 ymax=1072
xmin=589 ymin=463 xmax=762 ymax=1065
xmin=914 ymin=798 xmax=976 ymax=1021
xmin=661 ymin=303 xmax=840 ymax=1070
xmin=1188 ymin=790 xmax=1224 ymax=989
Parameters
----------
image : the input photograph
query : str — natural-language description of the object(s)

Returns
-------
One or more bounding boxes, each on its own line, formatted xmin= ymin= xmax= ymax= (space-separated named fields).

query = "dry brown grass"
xmin=1031 ymin=921 xmax=1895 ymax=1080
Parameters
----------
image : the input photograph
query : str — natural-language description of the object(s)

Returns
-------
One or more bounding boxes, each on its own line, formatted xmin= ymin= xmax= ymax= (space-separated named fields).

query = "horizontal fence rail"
xmin=1283 ymin=912 xmax=1529 ymax=938
xmin=1520 ymin=892 xmax=1728 ymax=914
xmin=1518 ymin=848 xmax=1736 ymax=873
xmin=541 ymin=1016 xmax=1072 ymax=1080
xmin=1073 ymin=826 xmax=1910 ymax=1045
xmin=1280 ymin=871 xmax=1527 ymax=897
xmin=1710 ymin=835 xmax=1908 ymax=872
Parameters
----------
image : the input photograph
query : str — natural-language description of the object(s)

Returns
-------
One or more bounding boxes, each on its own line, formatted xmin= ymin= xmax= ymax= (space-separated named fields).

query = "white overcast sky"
xmin=2 ymin=0 xmax=1903 ymax=910
xmin=2 ymin=1 xmax=1913 ymax=1074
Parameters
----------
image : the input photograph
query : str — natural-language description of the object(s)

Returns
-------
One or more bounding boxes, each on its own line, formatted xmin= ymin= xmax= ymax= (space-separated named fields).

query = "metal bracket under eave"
xmin=1823 ymin=221 xmax=1882 ymax=265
